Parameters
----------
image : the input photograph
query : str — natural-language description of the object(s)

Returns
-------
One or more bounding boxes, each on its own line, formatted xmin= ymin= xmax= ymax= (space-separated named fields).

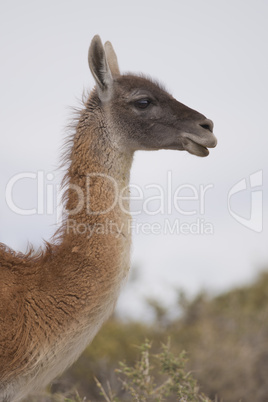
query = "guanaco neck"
xmin=61 ymin=92 xmax=134 ymax=246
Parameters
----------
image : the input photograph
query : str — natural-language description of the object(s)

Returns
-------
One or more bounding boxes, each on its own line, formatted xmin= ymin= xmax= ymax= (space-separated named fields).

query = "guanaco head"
xmin=88 ymin=35 xmax=217 ymax=157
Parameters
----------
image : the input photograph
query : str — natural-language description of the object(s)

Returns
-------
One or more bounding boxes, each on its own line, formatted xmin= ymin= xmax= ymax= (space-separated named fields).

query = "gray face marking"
xmin=88 ymin=36 xmax=217 ymax=157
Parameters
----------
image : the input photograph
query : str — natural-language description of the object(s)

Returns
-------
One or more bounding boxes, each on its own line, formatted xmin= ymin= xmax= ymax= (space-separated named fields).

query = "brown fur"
xmin=0 ymin=35 xmax=216 ymax=401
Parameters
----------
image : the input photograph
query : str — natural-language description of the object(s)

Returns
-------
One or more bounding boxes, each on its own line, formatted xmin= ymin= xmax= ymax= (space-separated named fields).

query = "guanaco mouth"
xmin=181 ymin=137 xmax=210 ymax=157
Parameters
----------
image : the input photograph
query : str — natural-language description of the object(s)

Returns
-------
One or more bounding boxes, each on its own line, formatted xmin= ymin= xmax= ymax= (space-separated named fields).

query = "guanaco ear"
xmin=88 ymin=35 xmax=113 ymax=100
xmin=104 ymin=41 xmax=120 ymax=77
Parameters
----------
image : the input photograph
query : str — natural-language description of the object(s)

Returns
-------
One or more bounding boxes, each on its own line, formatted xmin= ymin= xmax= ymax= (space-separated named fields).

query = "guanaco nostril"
xmin=200 ymin=124 xmax=211 ymax=131
xmin=200 ymin=119 xmax=214 ymax=133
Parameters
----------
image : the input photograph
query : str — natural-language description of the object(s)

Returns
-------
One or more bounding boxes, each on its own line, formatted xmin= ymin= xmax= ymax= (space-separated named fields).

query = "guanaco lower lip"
xmin=181 ymin=137 xmax=210 ymax=157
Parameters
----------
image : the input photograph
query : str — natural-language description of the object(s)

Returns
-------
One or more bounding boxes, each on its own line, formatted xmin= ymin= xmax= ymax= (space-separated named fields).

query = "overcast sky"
xmin=1 ymin=0 xmax=267 ymax=319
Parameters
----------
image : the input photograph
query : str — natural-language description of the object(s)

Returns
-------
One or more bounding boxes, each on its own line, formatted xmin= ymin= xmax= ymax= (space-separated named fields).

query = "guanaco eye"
xmin=134 ymin=99 xmax=151 ymax=109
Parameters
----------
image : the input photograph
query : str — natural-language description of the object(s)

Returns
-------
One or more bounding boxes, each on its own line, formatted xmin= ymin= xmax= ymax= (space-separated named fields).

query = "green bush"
xmin=29 ymin=271 xmax=268 ymax=402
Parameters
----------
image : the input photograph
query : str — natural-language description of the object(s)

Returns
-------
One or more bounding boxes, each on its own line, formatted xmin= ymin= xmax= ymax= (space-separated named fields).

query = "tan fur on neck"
xmin=0 ymin=92 xmax=133 ymax=401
